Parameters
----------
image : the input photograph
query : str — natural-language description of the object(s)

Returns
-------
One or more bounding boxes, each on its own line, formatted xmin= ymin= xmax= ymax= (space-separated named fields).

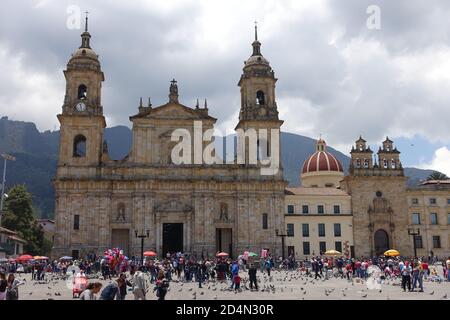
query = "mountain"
xmin=0 ymin=117 xmax=438 ymax=218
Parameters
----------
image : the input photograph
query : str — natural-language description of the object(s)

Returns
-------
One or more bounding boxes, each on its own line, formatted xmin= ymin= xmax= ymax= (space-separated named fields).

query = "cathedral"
xmin=52 ymin=19 xmax=448 ymax=261
xmin=52 ymin=19 xmax=287 ymax=259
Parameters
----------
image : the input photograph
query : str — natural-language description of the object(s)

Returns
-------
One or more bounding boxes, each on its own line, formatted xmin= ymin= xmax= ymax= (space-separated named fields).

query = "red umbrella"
xmin=216 ymin=252 xmax=229 ymax=257
xmin=17 ymin=254 xmax=33 ymax=261
xmin=143 ymin=251 xmax=157 ymax=257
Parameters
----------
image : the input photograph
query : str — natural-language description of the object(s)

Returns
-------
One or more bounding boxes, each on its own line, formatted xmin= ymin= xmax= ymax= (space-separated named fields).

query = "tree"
xmin=2 ymin=184 xmax=46 ymax=255
xmin=427 ymin=171 xmax=449 ymax=181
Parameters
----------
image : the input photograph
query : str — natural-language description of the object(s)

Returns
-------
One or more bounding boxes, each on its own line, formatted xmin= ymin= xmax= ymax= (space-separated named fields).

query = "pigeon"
xmin=200 ymin=292 xmax=204 ymax=295
xmin=188 ymin=288 xmax=193 ymax=291
xmin=325 ymin=289 xmax=330 ymax=296
xmin=213 ymin=295 xmax=218 ymax=300
xmin=441 ymin=294 xmax=447 ymax=300
xmin=429 ymin=291 xmax=434 ymax=295
xmin=361 ymin=293 xmax=368 ymax=298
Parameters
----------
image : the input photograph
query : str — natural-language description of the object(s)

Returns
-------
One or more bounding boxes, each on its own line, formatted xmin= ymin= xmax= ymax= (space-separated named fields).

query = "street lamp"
xmin=275 ymin=228 xmax=288 ymax=260
xmin=408 ymin=227 xmax=420 ymax=259
xmin=0 ymin=153 xmax=16 ymax=226
xmin=135 ymin=229 xmax=150 ymax=266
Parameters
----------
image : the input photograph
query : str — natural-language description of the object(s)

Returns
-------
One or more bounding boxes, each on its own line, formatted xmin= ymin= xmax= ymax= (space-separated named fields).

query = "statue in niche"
xmin=116 ymin=204 xmax=126 ymax=222
xmin=219 ymin=203 xmax=229 ymax=221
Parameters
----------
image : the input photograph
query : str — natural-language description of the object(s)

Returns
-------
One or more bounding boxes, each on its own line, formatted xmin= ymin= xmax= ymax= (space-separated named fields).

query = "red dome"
xmin=302 ymin=151 xmax=343 ymax=174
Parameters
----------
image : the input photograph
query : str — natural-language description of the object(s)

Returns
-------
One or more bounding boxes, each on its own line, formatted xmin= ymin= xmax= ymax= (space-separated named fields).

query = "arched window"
xmin=256 ymin=90 xmax=265 ymax=105
xmin=78 ymin=84 xmax=87 ymax=100
xmin=383 ymin=159 xmax=388 ymax=169
xmin=391 ymin=159 xmax=396 ymax=169
xmin=356 ymin=158 xmax=361 ymax=168
xmin=73 ymin=134 xmax=87 ymax=157
xmin=364 ymin=159 xmax=370 ymax=168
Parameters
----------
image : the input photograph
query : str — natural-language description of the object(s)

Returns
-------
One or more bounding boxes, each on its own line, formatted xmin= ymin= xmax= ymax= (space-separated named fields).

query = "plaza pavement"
xmin=12 ymin=268 xmax=449 ymax=301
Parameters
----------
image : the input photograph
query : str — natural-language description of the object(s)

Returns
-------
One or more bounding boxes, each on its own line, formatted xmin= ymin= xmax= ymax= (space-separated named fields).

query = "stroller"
xmin=72 ymin=273 xmax=88 ymax=298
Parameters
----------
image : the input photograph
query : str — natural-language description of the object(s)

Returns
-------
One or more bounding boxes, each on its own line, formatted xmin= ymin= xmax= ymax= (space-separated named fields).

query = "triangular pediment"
xmin=130 ymin=102 xmax=216 ymax=121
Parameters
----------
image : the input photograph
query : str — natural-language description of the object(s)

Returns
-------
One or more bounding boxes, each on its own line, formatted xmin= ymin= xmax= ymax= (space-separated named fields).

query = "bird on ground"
xmin=361 ymin=293 xmax=367 ymax=298
xmin=430 ymin=291 xmax=435 ymax=295
xmin=441 ymin=294 xmax=447 ymax=299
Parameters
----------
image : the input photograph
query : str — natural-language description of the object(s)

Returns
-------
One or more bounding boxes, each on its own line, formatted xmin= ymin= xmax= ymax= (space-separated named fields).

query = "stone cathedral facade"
xmin=52 ymin=22 xmax=287 ymax=259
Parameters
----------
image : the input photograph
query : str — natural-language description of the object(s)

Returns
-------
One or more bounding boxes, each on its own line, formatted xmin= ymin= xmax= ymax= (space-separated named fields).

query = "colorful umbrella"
xmin=216 ymin=252 xmax=229 ymax=257
xmin=248 ymin=252 xmax=258 ymax=257
xmin=59 ymin=256 xmax=73 ymax=260
xmin=384 ymin=249 xmax=400 ymax=257
xmin=17 ymin=254 xmax=33 ymax=261
xmin=324 ymin=250 xmax=341 ymax=256
xmin=143 ymin=251 xmax=157 ymax=257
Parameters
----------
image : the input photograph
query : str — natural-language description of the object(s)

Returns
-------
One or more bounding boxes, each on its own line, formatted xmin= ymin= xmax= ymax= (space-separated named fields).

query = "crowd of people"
xmin=0 ymin=251 xmax=449 ymax=300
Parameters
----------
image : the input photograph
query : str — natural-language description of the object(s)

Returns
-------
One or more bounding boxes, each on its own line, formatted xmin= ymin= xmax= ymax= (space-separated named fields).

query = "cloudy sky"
xmin=1 ymin=0 xmax=450 ymax=175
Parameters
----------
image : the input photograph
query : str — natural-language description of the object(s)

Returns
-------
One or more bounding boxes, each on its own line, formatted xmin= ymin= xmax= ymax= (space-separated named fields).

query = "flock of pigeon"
xmin=13 ymin=269 xmax=449 ymax=300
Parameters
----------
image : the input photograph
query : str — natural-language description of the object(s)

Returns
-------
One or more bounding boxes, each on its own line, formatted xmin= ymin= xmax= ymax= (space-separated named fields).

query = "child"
xmin=233 ymin=274 xmax=241 ymax=292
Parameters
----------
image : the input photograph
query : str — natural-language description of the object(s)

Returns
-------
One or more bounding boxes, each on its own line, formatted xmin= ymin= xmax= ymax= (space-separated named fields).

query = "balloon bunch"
xmin=103 ymin=248 xmax=128 ymax=268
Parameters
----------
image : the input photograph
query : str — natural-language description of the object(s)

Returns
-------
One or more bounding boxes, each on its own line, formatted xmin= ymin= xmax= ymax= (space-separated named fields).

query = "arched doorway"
xmin=374 ymin=229 xmax=389 ymax=256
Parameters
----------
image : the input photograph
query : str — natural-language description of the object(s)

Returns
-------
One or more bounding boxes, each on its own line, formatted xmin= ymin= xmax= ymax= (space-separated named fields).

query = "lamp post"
xmin=135 ymin=229 xmax=150 ymax=266
xmin=408 ymin=227 xmax=420 ymax=259
xmin=0 ymin=153 xmax=16 ymax=226
xmin=275 ymin=228 xmax=288 ymax=260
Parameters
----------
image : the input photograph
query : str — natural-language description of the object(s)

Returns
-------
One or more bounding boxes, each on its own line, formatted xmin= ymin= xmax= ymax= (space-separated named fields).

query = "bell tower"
xmin=57 ymin=13 xmax=106 ymax=167
xmin=235 ymin=23 xmax=283 ymax=173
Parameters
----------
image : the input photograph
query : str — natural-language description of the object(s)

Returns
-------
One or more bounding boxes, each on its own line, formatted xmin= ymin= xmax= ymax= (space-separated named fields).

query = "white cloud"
xmin=1 ymin=0 xmax=450 ymax=162
xmin=417 ymin=147 xmax=450 ymax=176
xmin=0 ymin=43 xmax=63 ymax=131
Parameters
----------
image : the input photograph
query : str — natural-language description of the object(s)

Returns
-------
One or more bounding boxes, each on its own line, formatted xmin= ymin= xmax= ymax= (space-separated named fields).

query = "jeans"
xmin=401 ymin=275 xmax=411 ymax=291
xmin=412 ymin=275 xmax=423 ymax=291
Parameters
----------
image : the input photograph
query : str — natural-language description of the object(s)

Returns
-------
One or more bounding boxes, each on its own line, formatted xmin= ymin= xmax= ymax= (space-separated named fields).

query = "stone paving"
xmin=11 ymin=268 xmax=450 ymax=300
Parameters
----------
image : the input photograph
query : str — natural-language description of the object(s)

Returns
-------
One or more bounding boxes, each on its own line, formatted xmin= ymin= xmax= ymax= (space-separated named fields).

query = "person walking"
xmin=401 ymin=261 xmax=412 ymax=292
xmin=248 ymin=264 xmax=258 ymax=291
xmin=153 ymin=273 xmax=169 ymax=301
xmin=131 ymin=267 xmax=148 ymax=300
xmin=313 ymin=259 xmax=321 ymax=279
xmin=196 ymin=262 xmax=203 ymax=289
xmin=79 ymin=282 xmax=103 ymax=300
